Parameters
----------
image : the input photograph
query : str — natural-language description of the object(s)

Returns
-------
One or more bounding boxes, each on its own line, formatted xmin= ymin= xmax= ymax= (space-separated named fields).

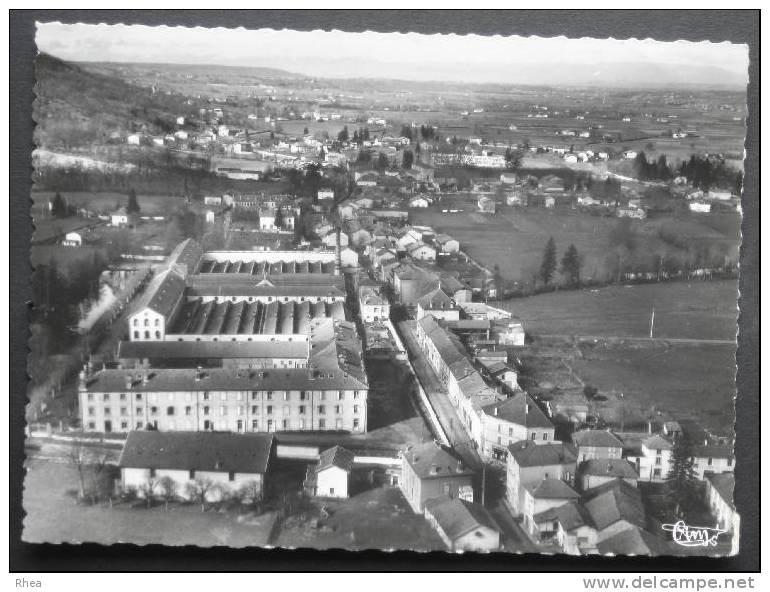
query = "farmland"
xmin=506 ymin=280 xmax=738 ymax=435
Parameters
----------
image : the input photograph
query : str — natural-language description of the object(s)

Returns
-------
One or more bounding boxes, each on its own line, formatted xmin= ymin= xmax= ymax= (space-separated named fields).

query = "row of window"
xmin=88 ymin=404 xmax=362 ymax=417
xmin=133 ymin=318 xmax=161 ymax=327
xmin=86 ymin=418 xmax=362 ymax=431
xmin=208 ymin=296 xmax=340 ymax=303
xmin=86 ymin=390 xmax=362 ymax=403
xmin=133 ymin=330 xmax=162 ymax=339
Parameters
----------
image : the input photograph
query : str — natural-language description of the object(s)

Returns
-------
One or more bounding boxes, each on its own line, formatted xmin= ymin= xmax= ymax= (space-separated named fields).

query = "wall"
xmin=203 ymin=250 xmax=336 ymax=264
xmin=121 ymin=467 xmax=263 ymax=502
xmin=454 ymin=526 xmax=500 ymax=552
xmin=316 ymin=466 xmax=349 ymax=498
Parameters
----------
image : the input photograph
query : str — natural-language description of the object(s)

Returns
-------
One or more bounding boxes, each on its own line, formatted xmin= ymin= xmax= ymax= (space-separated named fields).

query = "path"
xmin=489 ymin=500 xmax=539 ymax=554
xmin=396 ymin=321 xmax=482 ymax=471
xmin=539 ymin=334 xmax=735 ymax=346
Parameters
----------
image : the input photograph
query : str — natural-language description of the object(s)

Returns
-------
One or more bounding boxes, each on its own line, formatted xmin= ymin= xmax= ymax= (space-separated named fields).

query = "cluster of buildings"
xmin=79 ymin=239 xmax=369 ymax=435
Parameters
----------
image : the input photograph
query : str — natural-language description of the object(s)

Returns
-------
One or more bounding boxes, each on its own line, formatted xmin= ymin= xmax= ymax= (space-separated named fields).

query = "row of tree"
xmin=540 ymin=238 xmax=583 ymax=287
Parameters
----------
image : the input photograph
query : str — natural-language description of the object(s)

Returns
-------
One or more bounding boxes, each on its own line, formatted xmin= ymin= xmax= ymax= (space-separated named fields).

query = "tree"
xmin=337 ymin=126 xmax=349 ymax=143
xmin=540 ymin=237 xmax=557 ymax=286
xmin=376 ymin=152 xmax=389 ymax=171
xmin=50 ymin=192 xmax=67 ymax=217
xmin=560 ymin=244 xmax=582 ymax=287
xmin=139 ymin=475 xmax=160 ymax=508
xmin=666 ymin=435 xmax=699 ymax=519
xmin=237 ymin=480 xmax=264 ymax=512
xmin=303 ymin=127 xmax=309 ymax=135
xmin=402 ymin=149 xmax=414 ymax=169
xmin=158 ymin=476 xmax=178 ymax=511
xmin=185 ymin=477 xmax=218 ymax=512
xmin=274 ymin=207 xmax=284 ymax=229
xmin=126 ymin=188 xmax=141 ymax=214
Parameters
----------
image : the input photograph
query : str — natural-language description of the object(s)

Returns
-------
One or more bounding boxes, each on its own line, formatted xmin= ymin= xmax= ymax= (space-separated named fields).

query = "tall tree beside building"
xmin=402 ymin=149 xmax=414 ymax=170
xmin=337 ymin=126 xmax=349 ymax=143
xmin=273 ymin=207 xmax=284 ymax=229
xmin=540 ymin=237 xmax=557 ymax=286
xmin=50 ymin=192 xmax=67 ymax=217
xmin=560 ymin=244 xmax=582 ymax=287
xmin=666 ymin=434 xmax=699 ymax=519
xmin=376 ymin=152 xmax=389 ymax=171
xmin=126 ymin=188 xmax=141 ymax=214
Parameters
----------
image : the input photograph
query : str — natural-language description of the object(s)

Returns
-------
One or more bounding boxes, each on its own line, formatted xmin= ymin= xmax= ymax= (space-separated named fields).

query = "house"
xmin=623 ymin=150 xmax=638 ymax=160
xmin=544 ymin=196 xmax=556 ymax=209
xmin=204 ymin=196 xmax=223 ymax=206
xmin=306 ymin=445 xmax=355 ymax=498
xmin=205 ymin=210 xmax=216 ymax=224
xmin=550 ymin=500 xmax=599 ymax=555
xmin=409 ymin=242 xmax=437 ymax=262
xmin=61 ymin=231 xmax=83 ymax=247
xmin=506 ymin=440 xmax=578 ymax=515
xmin=583 ymin=479 xmax=647 ymax=544
xmin=416 ymin=286 xmax=460 ymax=321
xmin=317 ymin=189 xmax=335 ymax=201
xmin=409 ymin=196 xmax=431 ymax=208
xmin=564 ymin=154 xmax=578 ymax=164
xmin=400 ymin=441 xmax=475 ymax=512
xmin=459 ymin=302 xmax=512 ymax=321
xmin=424 ymin=495 xmax=501 ymax=552
xmin=691 ymin=442 xmax=734 ymax=479
xmin=617 ymin=207 xmax=646 ymax=219
xmin=627 ymin=434 xmax=673 ymax=482
xmin=689 ymin=201 xmax=712 ymax=213
xmin=596 ymin=526 xmax=668 ymax=556
xmin=479 ymin=360 xmax=518 ymax=391
xmin=339 ymin=247 xmax=359 ymax=268
xmin=705 ymin=472 xmax=739 ymax=541
xmin=572 ymin=430 xmax=624 ymax=463
xmin=579 ymin=459 xmax=639 ymax=491
xmin=500 ymin=172 xmax=517 ymax=185
xmin=128 ymin=269 xmax=187 ymax=341
xmin=359 ymin=286 xmax=390 ymax=323
xmin=477 ymin=195 xmax=496 ymax=214
xmin=481 ymin=391 xmax=555 ymax=461
xmin=396 ymin=229 xmax=422 ymax=251
xmin=707 ymin=190 xmax=733 ymax=201
xmin=118 ymin=430 xmax=274 ymax=503
xmin=434 ymin=234 xmax=460 ymax=254
xmin=127 ymin=134 xmax=141 ymax=146
xmin=524 ymin=478 xmax=580 ymax=537
xmin=110 ymin=207 xmax=133 ymax=228
xmin=392 ymin=262 xmax=431 ymax=305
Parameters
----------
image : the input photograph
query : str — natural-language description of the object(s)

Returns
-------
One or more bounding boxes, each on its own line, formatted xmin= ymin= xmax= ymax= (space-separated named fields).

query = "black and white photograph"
xmin=20 ymin=16 xmax=751 ymax=562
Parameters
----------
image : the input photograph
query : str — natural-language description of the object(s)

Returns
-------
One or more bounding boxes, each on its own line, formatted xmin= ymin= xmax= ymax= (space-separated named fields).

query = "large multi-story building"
xmin=80 ymin=239 xmax=368 ymax=435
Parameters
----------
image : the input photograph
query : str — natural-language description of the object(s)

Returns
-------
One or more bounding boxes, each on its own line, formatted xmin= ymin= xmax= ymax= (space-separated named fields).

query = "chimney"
xmin=334 ymin=230 xmax=342 ymax=276
xmin=494 ymin=406 xmax=498 ymax=417
xmin=142 ymin=373 xmax=149 ymax=385
xmin=125 ymin=375 xmax=133 ymax=390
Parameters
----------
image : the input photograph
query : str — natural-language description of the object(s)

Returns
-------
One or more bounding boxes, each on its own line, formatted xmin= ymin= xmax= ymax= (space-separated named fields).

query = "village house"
xmin=506 ymin=440 xmax=578 ymax=515
xmin=626 ymin=433 xmax=673 ymax=482
xmin=424 ymin=495 xmax=501 ymax=552
xmin=400 ymin=441 xmax=475 ymax=513
xmin=118 ymin=430 xmax=274 ymax=503
xmin=572 ymin=430 xmax=624 ymax=462
xmin=578 ymin=459 xmax=639 ymax=491
xmin=408 ymin=242 xmax=437 ymax=262
xmin=416 ymin=286 xmax=460 ymax=322
xmin=358 ymin=286 xmax=390 ymax=323
xmin=705 ymin=472 xmax=739 ymax=541
xmin=434 ymin=234 xmax=460 ymax=254
xmin=305 ymin=445 xmax=355 ymax=498
xmin=110 ymin=207 xmax=133 ymax=228
xmin=583 ymin=479 xmax=649 ymax=545
xmin=523 ymin=477 xmax=581 ymax=537
xmin=61 ymin=231 xmax=83 ymax=247
xmin=477 ymin=195 xmax=496 ymax=214
xmin=480 ymin=391 xmax=555 ymax=462
xmin=691 ymin=442 xmax=735 ymax=479
xmin=408 ymin=196 xmax=431 ymax=208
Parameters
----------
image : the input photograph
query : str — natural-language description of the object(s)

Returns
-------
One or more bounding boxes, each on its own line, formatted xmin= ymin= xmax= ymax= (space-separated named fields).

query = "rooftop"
xmin=317 ymin=445 xmax=355 ymax=473
xmin=573 ymin=429 xmax=624 ymax=449
xmin=526 ymin=477 xmax=580 ymax=500
xmin=705 ymin=471 xmax=735 ymax=508
xmin=117 ymin=339 xmax=309 ymax=361
xmin=583 ymin=479 xmax=646 ymax=531
xmin=402 ymin=441 xmax=475 ymax=480
xmin=424 ymin=495 xmax=500 ymax=541
xmin=597 ymin=526 xmax=668 ymax=556
xmin=482 ymin=392 xmax=553 ymax=430
xmin=508 ymin=440 xmax=577 ymax=468
xmin=581 ymin=459 xmax=639 ymax=479
xmin=118 ymin=430 xmax=273 ymax=474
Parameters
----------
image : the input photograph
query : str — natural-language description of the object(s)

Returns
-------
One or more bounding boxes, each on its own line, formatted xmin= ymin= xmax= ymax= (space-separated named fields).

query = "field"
xmin=32 ymin=191 xmax=189 ymax=217
xmin=507 ymin=281 xmax=738 ymax=435
xmin=501 ymin=280 xmax=739 ymax=341
xmin=411 ymin=200 xmax=741 ymax=285
xmin=23 ymin=459 xmax=276 ymax=546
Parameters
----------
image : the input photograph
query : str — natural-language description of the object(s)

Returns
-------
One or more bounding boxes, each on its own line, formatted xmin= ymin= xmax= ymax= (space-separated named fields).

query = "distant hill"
xmin=83 ymin=61 xmax=307 ymax=81
xmin=34 ymin=53 xmax=200 ymax=150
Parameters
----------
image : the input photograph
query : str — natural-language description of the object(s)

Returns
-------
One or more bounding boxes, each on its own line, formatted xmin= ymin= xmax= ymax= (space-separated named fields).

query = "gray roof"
xmin=482 ymin=392 xmax=553 ymax=430
xmin=581 ymin=459 xmax=639 ymax=479
xmin=526 ymin=477 xmax=579 ymax=500
xmin=424 ymin=495 xmax=500 ymax=541
xmin=572 ymin=430 xmax=624 ymax=449
xmin=706 ymin=472 xmax=735 ymax=507
xmin=118 ymin=430 xmax=273 ymax=474
xmin=117 ymin=339 xmax=309 ymax=361
xmin=402 ymin=441 xmax=475 ymax=480
xmin=597 ymin=526 xmax=668 ymax=556
xmin=508 ymin=440 xmax=577 ymax=468
xmin=642 ymin=434 xmax=673 ymax=451
xmin=583 ymin=480 xmax=646 ymax=531
xmin=167 ymin=238 xmax=203 ymax=276
xmin=131 ymin=269 xmax=186 ymax=319
xmin=82 ymin=365 xmax=368 ymax=393
xmin=317 ymin=445 xmax=355 ymax=472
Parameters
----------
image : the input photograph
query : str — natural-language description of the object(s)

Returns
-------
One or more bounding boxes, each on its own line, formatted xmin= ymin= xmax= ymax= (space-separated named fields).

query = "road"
xmin=489 ymin=500 xmax=539 ymax=554
xmin=396 ymin=321 xmax=482 ymax=471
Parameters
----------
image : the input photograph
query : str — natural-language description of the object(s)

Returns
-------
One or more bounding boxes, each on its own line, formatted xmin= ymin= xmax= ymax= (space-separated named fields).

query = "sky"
xmin=36 ymin=22 xmax=749 ymax=86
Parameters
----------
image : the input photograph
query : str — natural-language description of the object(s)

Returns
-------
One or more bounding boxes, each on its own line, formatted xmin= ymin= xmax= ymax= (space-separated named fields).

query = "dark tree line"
xmin=678 ymin=154 xmax=742 ymax=193
xmin=633 ymin=151 xmax=673 ymax=181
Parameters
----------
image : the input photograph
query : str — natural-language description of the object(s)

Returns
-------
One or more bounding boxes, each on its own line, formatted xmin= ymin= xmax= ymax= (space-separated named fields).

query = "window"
xmin=144 ymin=319 xmax=149 ymax=327
xmin=120 ymin=407 xmax=128 ymax=416
xmin=283 ymin=406 xmax=290 ymax=416
xmin=353 ymin=405 xmax=359 ymax=414
xmin=267 ymin=419 xmax=274 ymax=431
xmin=708 ymin=457 xmax=713 ymax=466
xmin=155 ymin=331 xmax=161 ymax=339
xmin=150 ymin=406 xmax=158 ymax=415
xmin=266 ymin=391 xmax=273 ymax=400
xmin=228 ymin=472 xmax=235 ymax=482
xmin=318 ymin=405 xmax=325 ymax=415
xmin=300 ymin=391 xmax=307 ymax=401
xmin=497 ymin=436 xmax=502 ymax=445
xmin=319 ymin=419 xmax=326 ymax=429
xmin=653 ymin=468 xmax=662 ymax=478
xmin=542 ymin=433 xmax=548 ymax=441
xmin=189 ymin=470 xmax=195 ymax=479
xmin=185 ymin=406 xmax=192 ymax=416
xmin=728 ymin=457 xmax=733 ymax=467
xmin=136 ymin=406 xmax=143 ymax=414
xmin=497 ymin=424 xmax=501 ymax=434
xmin=266 ymin=405 xmax=274 ymax=415
xmin=252 ymin=420 xmax=258 ymax=430
xmin=203 ymin=392 xmax=210 ymax=401
xmin=133 ymin=319 xmax=138 ymax=326
xmin=119 ymin=393 xmax=126 ymax=401
xmin=508 ymin=427 xmax=513 ymax=436
xmin=103 ymin=393 xmax=110 ymax=402
xmin=167 ymin=406 xmax=175 ymax=416
xmin=144 ymin=331 xmax=150 ymax=339
xmin=203 ymin=406 xmax=210 ymax=416
xmin=282 ymin=419 xmax=289 ymax=429
xmin=104 ymin=407 xmax=111 ymax=416
xmin=149 ymin=468 xmax=156 ymax=477
xmin=87 ymin=407 xmax=95 ymax=416
xmin=283 ymin=391 xmax=289 ymax=401
xmin=220 ymin=392 xmax=227 ymax=401
xmin=530 ymin=433 xmax=536 ymax=441
xmin=136 ymin=393 xmax=143 ymax=401
xmin=655 ymin=457 xmax=661 ymax=466
xmin=353 ymin=419 xmax=360 ymax=430
xmin=87 ymin=394 xmax=94 ymax=402
xmin=251 ymin=405 xmax=259 ymax=414
xmin=656 ymin=449 xmax=662 ymax=456
xmin=298 ymin=405 xmax=306 ymax=415
xmin=353 ymin=391 xmax=360 ymax=399
xmin=337 ymin=391 xmax=344 ymax=401
xmin=88 ymin=421 xmax=96 ymax=430
xmin=251 ymin=391 xmax=259 ymax=400
xmin=329 ymin=488 xmax=335 ymax=495
xmin=136 ymin=421 xmax=143 ymax=429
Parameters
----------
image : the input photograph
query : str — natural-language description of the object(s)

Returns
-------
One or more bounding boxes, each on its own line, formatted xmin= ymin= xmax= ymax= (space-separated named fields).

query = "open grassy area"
xmin=274 ymin=486 xmax=446 ymax=552
xmin=33 ymin=191 xmax=189 ymax=216
xmin=500 ymin=280 xmax=738 ymax=341
xmin=411 ymin=201 xmax=740 ymax=285
xmin=23 ymin=459 xmax=277 ymax=546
